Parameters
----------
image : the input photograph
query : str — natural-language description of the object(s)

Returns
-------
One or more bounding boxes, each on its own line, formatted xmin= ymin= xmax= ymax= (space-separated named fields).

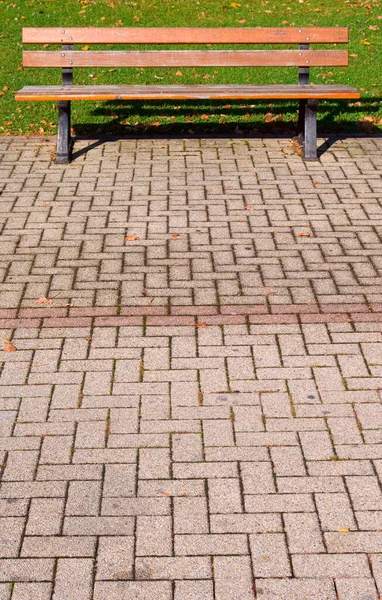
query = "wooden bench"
xmin=15 ymin=27 xmax=359 ymax=164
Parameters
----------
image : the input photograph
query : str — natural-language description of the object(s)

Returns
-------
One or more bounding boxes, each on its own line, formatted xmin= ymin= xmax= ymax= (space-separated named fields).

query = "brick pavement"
xmin=0 ymin=134 xmax=382 ymax=599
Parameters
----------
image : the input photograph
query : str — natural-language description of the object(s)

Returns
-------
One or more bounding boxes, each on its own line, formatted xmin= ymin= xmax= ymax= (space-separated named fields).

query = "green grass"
xmin=0 ymin=0 xmax=381 ymax=137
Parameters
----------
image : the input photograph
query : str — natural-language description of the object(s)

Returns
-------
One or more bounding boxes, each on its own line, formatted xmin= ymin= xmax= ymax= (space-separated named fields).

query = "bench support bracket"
xmin=55 ymin=45 xmax=73 ymax=164
xmin=303 ymin=99 xmax=318 ymax=161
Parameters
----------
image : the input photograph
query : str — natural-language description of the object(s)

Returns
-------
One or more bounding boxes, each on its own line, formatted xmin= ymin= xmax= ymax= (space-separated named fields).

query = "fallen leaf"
xmin=125 ymin=235 xmax=140 ymax=241
xmin=197 ymin=322 xmax=208 ymax=328
xmin=296 ymin=232 xmax=310 ymax=237
xmin=266 ymin=290 xmax=276 ymax=296
xmin=81 ymin=45 xmax=89 ymax=51
xmin=170 ymin=233 xmax=180 ymax=238
xmin=3 ymin=86 xmax=9 ymax=92
xmin=245 ymin=205 xmax=253 ymax=211
xmin=3 ymin=338 xmax=16 ymax=352
xmin=230 ymin=1 xmax=241 ymax=5
xmin=338 ymin=528 xmax=349 ymax=533
xmin=35 ymin=297 xmax=53 ymax=304
xmin=175 ymin=71 xmax=183 ymax=77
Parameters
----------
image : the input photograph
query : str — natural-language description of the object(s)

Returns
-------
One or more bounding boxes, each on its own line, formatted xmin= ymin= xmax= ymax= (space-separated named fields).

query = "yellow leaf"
xmin=3 ymin=339 xmax=16 ymax=352
xmin=338 ymin=528 xmax=349 ymax=533
xmin=230 ymin=2 xmax=241 ymax=6
xmin=81 ymin=45 xmax=89 ymax=51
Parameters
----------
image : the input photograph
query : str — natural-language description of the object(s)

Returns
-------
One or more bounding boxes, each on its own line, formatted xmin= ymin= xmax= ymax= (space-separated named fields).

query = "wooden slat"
xmin=23 ymin=50 xmax=348 ymax=68
xmin=22 ymin=27 xmax=349 ymax=45
xmin=15 ymin=84 xmax=360 ymax=101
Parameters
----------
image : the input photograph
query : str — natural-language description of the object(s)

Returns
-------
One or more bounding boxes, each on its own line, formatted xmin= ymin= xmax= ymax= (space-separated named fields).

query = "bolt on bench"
xmin=15 ymin=27 xmax=359 ymax=164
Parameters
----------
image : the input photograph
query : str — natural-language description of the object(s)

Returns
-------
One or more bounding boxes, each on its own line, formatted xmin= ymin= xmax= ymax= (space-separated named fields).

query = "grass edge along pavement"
xmin=0 ymin=0 xmax=381 ymax=137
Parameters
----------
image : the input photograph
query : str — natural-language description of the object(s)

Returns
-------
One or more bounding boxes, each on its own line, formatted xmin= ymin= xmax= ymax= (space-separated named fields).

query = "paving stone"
xmin=255 ymin=578 xmax=336 ymax=600
xmin=250 ymin=533 xmax=291 ymax=577
xmin=214 ymin=556 xmax=254 ymax=600
xmin=174 ymin=580 xmax=214 ymax=600
xmin=10 ymin=583 xmax=52 ymax=600
xmin=335 ymin=577 xmax=379 ymax=600
xmin=52 ymin=558 xmax=93 ymax=600
xmin=96 ymin=536 xmax=134 ymax=580
xmin=94 ymin=581 xmax=172 ymax=600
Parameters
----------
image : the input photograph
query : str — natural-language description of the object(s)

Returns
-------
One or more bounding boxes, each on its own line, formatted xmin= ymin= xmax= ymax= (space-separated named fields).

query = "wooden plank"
xmin=23 ymin=50 xmax=348 ymax=68
xmin=15 ymin=84 xmax=361 ymax=101
xmin=22 ymin=27 xmax=349 ymax=45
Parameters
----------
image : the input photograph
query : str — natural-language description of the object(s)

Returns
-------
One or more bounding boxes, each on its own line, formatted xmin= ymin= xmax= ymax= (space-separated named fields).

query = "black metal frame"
xmin=55 ymin=43 xmax=73 ymax=164
xmin=297 ymin=43 xmax=318 ymax=160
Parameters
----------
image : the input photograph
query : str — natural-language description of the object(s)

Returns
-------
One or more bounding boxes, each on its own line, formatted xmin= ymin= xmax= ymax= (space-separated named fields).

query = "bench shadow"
xmin=71 ymin=97 xmax=381 ymax=161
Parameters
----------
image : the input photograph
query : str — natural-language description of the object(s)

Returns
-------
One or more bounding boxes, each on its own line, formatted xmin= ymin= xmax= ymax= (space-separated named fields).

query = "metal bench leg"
xmin=297 ymin=99 xmax=305 ymax=143
xmin=56 ymin=100 xmax=71 ymax=164
xmin=303 ymin=99 xmax=318 ymax=161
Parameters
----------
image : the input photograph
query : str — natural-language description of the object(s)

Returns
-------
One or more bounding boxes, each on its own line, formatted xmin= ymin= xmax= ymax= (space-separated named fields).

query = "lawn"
xmin=0 ymin=0 xmax=381 ymax=138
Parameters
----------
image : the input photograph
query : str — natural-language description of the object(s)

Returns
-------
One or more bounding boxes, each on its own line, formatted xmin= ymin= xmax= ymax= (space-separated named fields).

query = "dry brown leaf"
xmin=35 ymin=297 xmax=53 ymax=304
xmin=197 ymin=322 xmax=208 ymax=328
xmin=296 ymin=232 xmax=310 ymax=237
xmin=125 ymin=235 xmax=140 ymax=241
xmin=3 ymin=338 xmax=16 ymax=352
xmin=170 ymin=233 xmax=180 ymax=238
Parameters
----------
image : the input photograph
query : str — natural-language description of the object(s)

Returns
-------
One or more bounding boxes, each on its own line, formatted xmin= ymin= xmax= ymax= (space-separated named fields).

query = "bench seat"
xmin=16 ymin=84 xmax=359 ymax=102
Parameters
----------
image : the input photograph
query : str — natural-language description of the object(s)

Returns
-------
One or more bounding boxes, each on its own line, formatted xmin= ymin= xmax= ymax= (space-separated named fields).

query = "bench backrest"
xmin=22 ymin=27 xmax=349 ymax=69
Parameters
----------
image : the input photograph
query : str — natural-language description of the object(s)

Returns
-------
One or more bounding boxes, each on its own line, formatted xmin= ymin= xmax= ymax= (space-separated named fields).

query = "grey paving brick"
xmin=53 ymin=558 xmax=93 ymax=600
xmin=96 ymin=536 xmax=134 ymax=580
xmin=335 ymin=577 xmax=379 ymax=600
xmin=10 ymin=583 xmax=52 ymax=600
xmin=292 ymin=554 xmax=371 ymax=578
xmin=214 ymin=556 xmax=254 ymax=600
xmin=94 ymin=581 xmax=172 ymax=600
xmin=174 ymin=581 xmax=214 ymax=600
xmin=136 ymin=516 xmax=172 ymax=556
xmin=135 ymin=556 xmax=211 ymax=579
xmin=255 ymin=578 xmax=336 ymax=600
xmin=250 ymin=533 xmax=291 ymax=577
